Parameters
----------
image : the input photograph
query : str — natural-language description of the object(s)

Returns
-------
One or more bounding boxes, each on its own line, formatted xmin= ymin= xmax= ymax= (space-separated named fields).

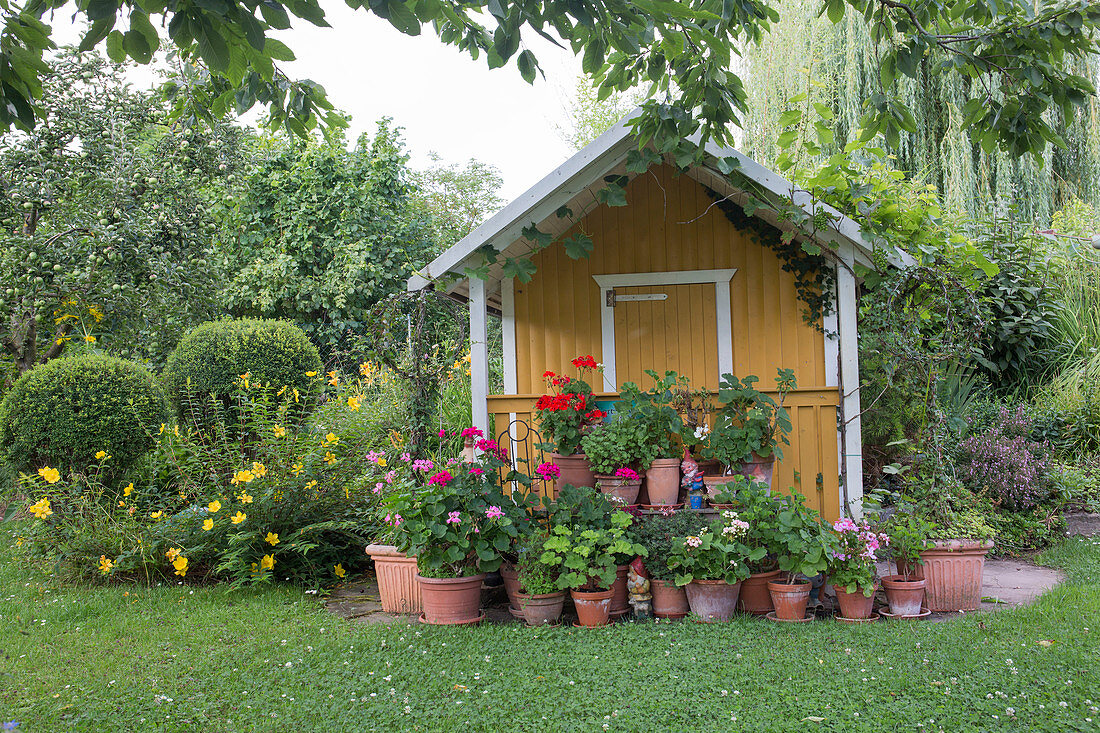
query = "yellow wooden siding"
xmin=504 ymin=164 xmax=841 ymax=519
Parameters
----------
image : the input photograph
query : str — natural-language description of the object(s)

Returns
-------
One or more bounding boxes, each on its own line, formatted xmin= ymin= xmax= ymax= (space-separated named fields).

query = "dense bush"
xmin=0 ymin=355 xmax=168 ymax=473
xmin=957 ymin=405 xmax=1057 ymax=511
xmin=163 ymin=319 xmax=322 ymax=427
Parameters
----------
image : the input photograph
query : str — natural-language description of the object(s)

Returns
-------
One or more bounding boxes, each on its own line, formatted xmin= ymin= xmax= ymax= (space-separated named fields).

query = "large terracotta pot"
xmin=833 ymin=583 xmax=877 ymax=619
xmin=646 ymin=458 xmax=681 ymax=505
xmin=551 ymin=452 xmax=596 ymax=497
xmin=684 ymin=579 xmax=742 ymax=622
xmin=516 ymin=591 xmax=566 ymax=626
xmin=737 ymin=452 xmax=775 ymax=490
xmin=882 ymin=574 xmax=927 ymax=616
xmin=702 ymin=475 xmax=739 ymax=500
xmin=572 ymin=588 xmax=613 ymax=627
xmin=768 ymin=580 xmax=812 ymax=620
xmin=610 ymin=565 xmax=630 ymax=617
xmin=738 ymin=569 xmax=781 ymax=614
xmin=417 ymin=573 xmax=485 ymax=625
xmin=500 ymin=564 xmax=521 ymax=610
xmin=650 ymin=579 xmax=690 ymax=619
xmin=366 ymin=544 xmax=421 ymax=613
xmin=596 ymin=475 xmax=642 ymax=505
xmin=919 ymin=539 xmax=993 ymax=612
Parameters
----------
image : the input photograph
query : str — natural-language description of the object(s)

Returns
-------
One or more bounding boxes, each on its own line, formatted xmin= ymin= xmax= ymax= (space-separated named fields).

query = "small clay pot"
xmin=833 ymin=583 xmax=877 ymax=619
xmin=768 ymin=580 xmax=812 ymax=621
xmin=650 ymin=579 xmax=690 ymax=619
xmin=882 ymin=574 xmax=927 ymax=617
xmin=500 ymin=563 xmax=521 ymax=610
xmin=551 ymin=452 xmax=596 ymax=497
xmin=571 ymin=588 xmax=613 ymax=627
xmin=595 ymin=475 xmax=642 ymax=505
xmin=417 ymin=573 xmax=486 ymax=625
xmin=685 ymin=579 xmax=742 ymax=622
xmin=516 ymin=591 xmax=566 ymax=626
xmin=366 ymin=544 xmax=421 ymax=613
xmin=738 ymin=569 xmax=782 ymax=615
xmin=610 ymin=565 xmax=630 ymax=617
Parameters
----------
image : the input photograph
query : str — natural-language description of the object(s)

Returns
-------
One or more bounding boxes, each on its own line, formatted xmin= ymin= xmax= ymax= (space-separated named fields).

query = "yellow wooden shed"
xmin=408 ymin=117 xmax=897 ymax=520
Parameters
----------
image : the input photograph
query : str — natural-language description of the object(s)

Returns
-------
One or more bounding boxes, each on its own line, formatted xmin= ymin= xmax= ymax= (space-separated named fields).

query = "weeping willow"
xmin=739 ymin=0 xmax=1100 ymax=225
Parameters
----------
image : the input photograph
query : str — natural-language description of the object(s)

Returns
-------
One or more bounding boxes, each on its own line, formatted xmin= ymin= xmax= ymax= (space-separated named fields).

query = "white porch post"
xmin=836 ymin=256 xmax=864 ymax=517
xmin=469 ymin=276 xmax=491 ymax=439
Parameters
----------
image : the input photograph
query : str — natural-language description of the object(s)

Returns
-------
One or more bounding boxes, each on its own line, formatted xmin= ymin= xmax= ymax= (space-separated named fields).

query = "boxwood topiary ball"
xmin=162 ymin=318 xmax=323 ymax=425
xmin=0 ymin=355 xmax=169 ymax=473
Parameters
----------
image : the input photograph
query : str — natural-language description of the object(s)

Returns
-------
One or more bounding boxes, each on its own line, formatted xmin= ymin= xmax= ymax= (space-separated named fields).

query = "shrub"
xmin=0 ymin=355 xmax=168 ymax=473
xmin=630 ymin=510 xmax=708 ymax=580
xmin=957 ymin=405 xmax=1057 ymax=511
xmin=163 ymin=319 xmax=322 ymax=428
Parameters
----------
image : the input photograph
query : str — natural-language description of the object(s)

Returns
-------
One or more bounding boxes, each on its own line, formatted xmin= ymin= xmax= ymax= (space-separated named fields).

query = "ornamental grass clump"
xmin=957 ymin=405 xmax=1057 ymax=511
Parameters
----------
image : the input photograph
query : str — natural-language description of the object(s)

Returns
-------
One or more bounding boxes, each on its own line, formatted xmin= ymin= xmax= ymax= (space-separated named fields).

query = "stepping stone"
xmin=1065 ymin=513 xmax=1100 ymax=537
xmin=979 ymin=559 xmax=1064 ymax=610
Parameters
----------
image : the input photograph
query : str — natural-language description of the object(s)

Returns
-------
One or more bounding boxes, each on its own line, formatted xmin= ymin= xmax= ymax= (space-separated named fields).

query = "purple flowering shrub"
xmin=957 ymin=405 xmax=1056 ymax=511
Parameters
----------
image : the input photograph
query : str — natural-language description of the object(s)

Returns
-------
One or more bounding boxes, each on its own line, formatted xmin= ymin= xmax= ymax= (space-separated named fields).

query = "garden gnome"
xmin=627 ymin=558 xmax=652 ymax=619
xmin=680 ymin=447 xmax=702 ymax=491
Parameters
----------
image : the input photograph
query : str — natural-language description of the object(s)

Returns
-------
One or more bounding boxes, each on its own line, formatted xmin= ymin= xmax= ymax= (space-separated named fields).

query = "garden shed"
xmin=408 ymin=116 xmax=898 ymax=520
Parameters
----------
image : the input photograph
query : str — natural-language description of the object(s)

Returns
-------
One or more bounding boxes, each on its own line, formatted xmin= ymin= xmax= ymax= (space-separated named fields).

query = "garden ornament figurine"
xmin=627 ymin=558 xmax=652 ymax=619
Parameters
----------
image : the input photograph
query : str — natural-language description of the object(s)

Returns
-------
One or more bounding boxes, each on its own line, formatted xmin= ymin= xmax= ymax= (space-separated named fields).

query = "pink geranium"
xmin=469 ymin=467 xmax=486 ymax=477
xmin=614 ymin=467 xmax=641 ymax=481
xmin=446 ymin=511 xmax=461 ymax=524
xmin=535 ymin=462 xmax=560 ymax=481
xmin=485 ymin=506 xmax=504 ymax=520
xmin=461 ymin=427 xmax=484 ymax=439
xmin=428 ymin=470 xmax=453 ymax=486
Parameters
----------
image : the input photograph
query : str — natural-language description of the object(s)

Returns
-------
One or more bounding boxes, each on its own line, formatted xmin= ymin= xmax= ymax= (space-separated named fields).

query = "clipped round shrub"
xmin=162 ymin=318 xmax=322 ymax=423
xmin=0 ymin=355 xmax=169 ymax=472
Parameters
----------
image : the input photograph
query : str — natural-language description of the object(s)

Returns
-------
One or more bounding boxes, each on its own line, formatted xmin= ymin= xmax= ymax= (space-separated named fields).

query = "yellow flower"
xmin=150 ymin=510 xmax=164 ymax=520
xmin=293 ymin=388 xmax=300 ymax=403
xmin=304 ymin=480 xmax=317 ymax=490
xmin=231 ymin=469 xmax=255 ymax=485
xmin=95 ymin=450 xmax=109 ymax=460
xmin=325 ymin=432 xmax=339 ymax=445
xmin=208 ymin=500 xmax=221 ymax=514
xmin=291 ymin=462 xmax=304 ymax=477
xmin=84 ymin=334 xmax=96 ymax=343
xmin=273 ymin=425 xmax=286 ymax=438
xmin=118 ymin=500 xmax=126 ymax=507
xmin=38 ymin=466 xmax=60 ymax=484
xmin=377 ymin=457 xmax=387 ymax=468
xmin=98 ymin=555 xmax=114 ymax=574
xmin=389 ymin=431 xmax=405 ymax=448
xmin=359 ymin=362 xmax=371 ymax=376
xmin=29 ymin=497 xmax=52 ymax=518
xmin=165 ymin=547 xmax=182 ymax=561
xmin=251 ymin=462 xmax=267 ymax=478
xmin=260 ymin=554 xmax=275 ymax=571
xmin=123 ymin=483 xmax=134 ymax=497
xmin=334 ymin=564 xmax=346 ymax=579
xmin=231 ymin=511 xmax=247 ymax=524
xmin=347 ymin=396 xmax=360 ymax=411
xmin=323 ymin=452 xmax=336 ymax=465
xmin=172 ymin=556 xmax=188 ymax=577
xmin=305 ymin=371 xmax=317 ymax=377
xmin=265 ymin=532 xmax=280 ymax=546
xmin=237 ymin=493 xmax=253 ymax=504
xmin=250 ymin=562 xmax=258 ymax=575
xmin=273 ymin=490 xmax=284 ymax=503
xmin=202 ymin=518 xmax=214 ymax=531
xmin=327 ymin=371 xmax=338 ymax=387
xmin=276 ymin=385 xmax=287 ymax=397
xmin=15 ymin=536 xmax=25 ymax=547
xmin=238 ymin=372 xmax=250 ymax=389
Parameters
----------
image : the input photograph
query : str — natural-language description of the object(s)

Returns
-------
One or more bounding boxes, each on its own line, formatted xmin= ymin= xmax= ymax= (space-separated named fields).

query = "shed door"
xmin=611 ymin=283 xmax=721 ymax=391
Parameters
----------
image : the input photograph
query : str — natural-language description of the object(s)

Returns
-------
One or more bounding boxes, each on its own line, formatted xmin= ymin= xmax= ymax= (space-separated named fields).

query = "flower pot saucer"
xmin=639 ymin=503 xmax=684 ymax=512
xmin=654 ymin=612 xmax=689 ymax=620
xmin=508 ymin=605 xmax=524 ymax=619
xmin=835 ymin=612 xmax=880 ymax=624
xmin=880 ymin=607 xmax=931 ymax=620
xmin=765 ymin=611 xmax=814 ymax=623
xmin=418 ymin=612 xmax=485 ymax=626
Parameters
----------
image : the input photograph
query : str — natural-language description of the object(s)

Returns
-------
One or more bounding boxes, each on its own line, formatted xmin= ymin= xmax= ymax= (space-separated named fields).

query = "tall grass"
xmin=1039 ymin=254 xmax=1100 ymax=411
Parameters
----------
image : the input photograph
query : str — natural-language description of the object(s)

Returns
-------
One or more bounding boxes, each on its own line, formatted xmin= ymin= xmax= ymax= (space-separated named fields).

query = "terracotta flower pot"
xmin=919 ymin=539 xmax=993 ymax=612
xmin=738 ymin=569 xmax=782 ymax=615
xmin=696 ymin=459 xmax=723 ymax=476
xmin=571 ymin=588 xmax=613 ymax=627
xmin=595 ymin=475 xmax=642 ymax=505
xmin=737 ymin=452 xmax=775 ymax=490
xmin=500 ymin=563 xmax=521 ymax=610
xmin=702 ymin=475 xmax=739 ymax=499
xmin=833 ymin=583 xmax=877 ymax=619
xmin=685 ymin=579 xmax=742 ymax=622
xmin=516 ymin=591 xmax=566 ymax=626
xmin=417 ymin=573 xmax=485 ymax=625
xmin=895 ymin=558 xmax=925 ymax=580
xmin=768 ymin=580 xmax=812 ymax=620
xmin=366 ymin=544 xmax=421 ymax=613
xmin=650 ymin=579 xmax=690 ymax=619
xmin=551 ymin=452 xmax=596 ymax=496
xmin=610 ymin=565 xmax=630 ymax=617
xmin=646 ymin=458 xmax=681 ymax=505
xmin=882 ymin=574 xmax=927 ymax=616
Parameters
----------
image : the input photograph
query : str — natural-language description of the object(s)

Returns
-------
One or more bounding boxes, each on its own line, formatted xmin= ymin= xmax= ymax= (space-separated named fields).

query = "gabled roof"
xmin=407 ymin=111 xmax=912 ymax=307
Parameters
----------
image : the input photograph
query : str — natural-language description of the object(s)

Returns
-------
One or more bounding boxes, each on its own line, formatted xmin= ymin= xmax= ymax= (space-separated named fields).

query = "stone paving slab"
xmin=1066 ymin=513 xmax=1100 ymax=537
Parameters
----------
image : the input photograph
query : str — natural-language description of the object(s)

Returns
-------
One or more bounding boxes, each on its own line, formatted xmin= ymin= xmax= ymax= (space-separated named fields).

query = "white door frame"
xmin=591 ymin=269 xmax=737 ymax=389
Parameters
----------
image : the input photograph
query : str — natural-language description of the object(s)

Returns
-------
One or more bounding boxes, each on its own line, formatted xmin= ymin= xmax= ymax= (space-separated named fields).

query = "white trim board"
xmin=592 ymin=269 xmax=737 ymax=387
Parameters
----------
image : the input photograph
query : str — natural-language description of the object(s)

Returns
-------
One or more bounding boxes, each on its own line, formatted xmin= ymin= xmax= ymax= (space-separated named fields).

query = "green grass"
xmin=2 ymin=528 xmax=1099 ymax=732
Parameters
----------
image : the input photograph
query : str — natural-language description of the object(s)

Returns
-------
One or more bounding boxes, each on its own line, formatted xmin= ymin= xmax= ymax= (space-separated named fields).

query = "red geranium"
xmin=533 ymin=355 xmax=604 ymax=455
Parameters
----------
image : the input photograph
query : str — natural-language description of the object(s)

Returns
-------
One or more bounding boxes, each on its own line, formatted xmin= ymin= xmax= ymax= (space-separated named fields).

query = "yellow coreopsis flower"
xmin=172 ymin=556 xmax=188 ymax=577
xmin=29 ymin=497 xmax=52 ymax=518
xmin=291 ymin=462 xmax=304 ymax=477
xmin=305 ymin=371 xmax=317 ymax=377
xmin=231 ymin=469 xmax=255 ymax=485
xmin=84 ymin=334 xmax=96 ymax=343
xmin=324 ymin=432 xmax=339 ymax=445
xmin=260 ymin=554 xmax=275 ymax=571
xmin=123 ymin=483 xmax=134 ymax=497
xmin=158 ymin=424 xmax=166 ymax=435
xmin=95 ymin=450 xmax=109 ymax=460
xmin=376 ymin=457 xmax=387 ymax=468
xmin=265 ymin=532 xmax=280 ymax=546
xmin=323 ymin=452 xmax=336 ymax=465
xmin=327 ymin=371 xmax=338 ymax=387
xmin=98 ymin=555 xmax=114 ymax=574
xmin=202 ymin=518 xmax=214 ymax=531
xmin=237 ymin=493 xmax=253 ymax=504
xmin=334 ymin=564 xmax=346 ymax=579
xmin=231 ymin=511 xmax=247 ymax=525
xmin=273 ymin=425 xmax=286 ymax=438
xmin=15 ymin=536 xmax=25 ymax=547
xmin=359 ymin=362 xmax=371 ymax=376
xmin=304 ymin=480 xmax=317 ymax=491
xmin=38 ymin=466 xmax=60 ymax=484
xmin=208 ymin=500 xmax=222 ymax=514
xmin=251 ymin=462 xmax=267 ymax=478
xmin=150 ymin=510 xmax=164 ymax=520
xmin=347 ymin=395 xmax=360 ymax=411
xmin=165 ymin=547 xmax=182 ymax=561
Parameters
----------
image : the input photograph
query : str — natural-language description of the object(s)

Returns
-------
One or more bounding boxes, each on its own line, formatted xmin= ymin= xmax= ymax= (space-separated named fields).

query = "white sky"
xmin=49 ymin=3 xmax=584 ymax=201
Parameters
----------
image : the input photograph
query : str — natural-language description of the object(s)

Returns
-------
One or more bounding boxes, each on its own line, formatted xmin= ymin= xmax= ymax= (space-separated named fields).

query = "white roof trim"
xmin=407 ymin=111 xmax=914 ymax=292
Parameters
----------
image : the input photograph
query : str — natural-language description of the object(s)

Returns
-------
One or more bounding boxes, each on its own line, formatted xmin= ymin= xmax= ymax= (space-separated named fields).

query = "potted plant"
xmin=630 ymin=510 xmax=708 ymax=619
xmin=722 ymin=477 xmax=785 ymax=614
xmin=766 ymin=491 xmax=834 ymax=621
xmin=828 ymin=518 xmax=889 ymax=621
xmin=920 ymin=508 xmax=995 ymax=612
xmin=534 ymin=356 xmax=606 ymax=495
xmin=709 ymin=474 xmax=755 ymax=510
xmin=618 ymin=372 xmax=687 ymax=504
xmin=667 ymin=511 xmax=765 ymax=622
xmin=581 ymin=414 xmax=660 ymax=505
xmin=879 ymin=510 xmax=933 ymax=616
xmin=515 ymin=542 xmax=566 ymax=626
xmin=669 ymin=375 xmax=717 ymax=475
xmin=539 ymin=510 xmax=646 ymax=627
xmin=702 ymin=369 xmax=796 ymax=490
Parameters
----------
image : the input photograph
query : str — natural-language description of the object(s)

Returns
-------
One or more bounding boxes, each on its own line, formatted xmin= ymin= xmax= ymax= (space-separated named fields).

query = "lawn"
xmin=1 ymin=526 xmax=1098 ymax=732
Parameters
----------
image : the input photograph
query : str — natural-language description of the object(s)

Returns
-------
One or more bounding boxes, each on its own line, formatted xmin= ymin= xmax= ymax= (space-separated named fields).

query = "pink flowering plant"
xmin=667 ymin=511 xmax=765 ymax=586
xmin=827 ymin=517 xmax=890 ymax=596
